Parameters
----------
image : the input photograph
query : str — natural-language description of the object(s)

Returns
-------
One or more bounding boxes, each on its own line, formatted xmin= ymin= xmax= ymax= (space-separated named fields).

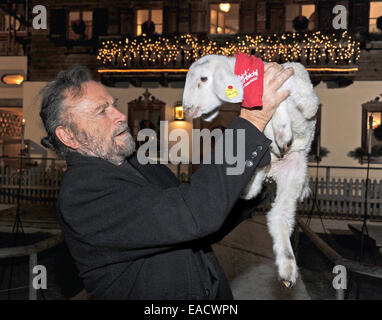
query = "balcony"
xmin=0 ymin=31 xmax=27 ymax=56
xmin=97 ymin=31 xmax=361 ymax=87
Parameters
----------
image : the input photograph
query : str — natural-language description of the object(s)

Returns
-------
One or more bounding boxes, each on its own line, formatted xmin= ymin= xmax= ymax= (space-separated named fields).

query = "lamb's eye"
xmin=200 ymin=77 xmax=208 ymax=82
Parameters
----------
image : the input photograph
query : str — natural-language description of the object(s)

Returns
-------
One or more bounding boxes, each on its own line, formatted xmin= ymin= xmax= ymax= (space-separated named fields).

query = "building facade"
xmin=0 ymin=0 xmax=382 ymax=179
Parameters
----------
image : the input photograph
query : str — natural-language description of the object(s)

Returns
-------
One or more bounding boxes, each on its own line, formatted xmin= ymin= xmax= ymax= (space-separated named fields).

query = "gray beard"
xmin=75 ymin=128 xmax=136 ymax=165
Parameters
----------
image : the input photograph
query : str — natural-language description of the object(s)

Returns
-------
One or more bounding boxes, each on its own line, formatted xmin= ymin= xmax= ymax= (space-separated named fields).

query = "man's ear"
xmin=55 ymin=126 xmax=80 ymax=150
xmin=213 ymin=67 xmax=243 ymax=103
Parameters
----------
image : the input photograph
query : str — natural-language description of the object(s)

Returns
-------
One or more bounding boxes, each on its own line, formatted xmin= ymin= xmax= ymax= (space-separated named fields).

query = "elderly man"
xmin=40 ymin=64 xmax=293 ymax=300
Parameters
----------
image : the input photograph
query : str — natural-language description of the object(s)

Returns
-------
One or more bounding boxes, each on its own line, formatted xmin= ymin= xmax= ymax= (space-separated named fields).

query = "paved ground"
xmin=213 ymin=215 xmax=311 ymax=300
xmin=0 ymin=213 xmax=381 ymax=300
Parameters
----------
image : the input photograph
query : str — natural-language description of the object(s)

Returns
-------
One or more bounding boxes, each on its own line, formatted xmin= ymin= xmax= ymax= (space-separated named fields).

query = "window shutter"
xmin=50 ymin=9 xmax=67 ymax=41
xmin=267 ymin=3 xmax=285 ymax=33
xmin=317 ymin=0 xmax=336 ymax=31
xmin=190 ymin=2 xmax=207 ymax=33
xmin=257 ymin=2 xmax=267 ymax=34
xmin=163 ymin=5 xmax=178 ymax=34
xmin=350 ymin=0 xmax=370 ymax=33
xmin=93 ymin=8 xmax=109 ymax=37
xmin=240 ymin=0 xmax=256 ymax=33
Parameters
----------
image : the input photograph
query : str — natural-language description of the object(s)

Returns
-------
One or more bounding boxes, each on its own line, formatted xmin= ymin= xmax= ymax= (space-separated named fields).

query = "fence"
xmin=256 ymin=167 xmax=382 ymax=222
xmin=0 ymin=161 xmax=382 ymax=220
xmin=0 ymin=166 xmax=64 ymax=206
xmin=299 ymin=177 xmax=382 ymax=221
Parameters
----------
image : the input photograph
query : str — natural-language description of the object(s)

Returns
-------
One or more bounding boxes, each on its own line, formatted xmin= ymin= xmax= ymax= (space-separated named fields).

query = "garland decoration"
xmin=97 ymin=31 xmax=360 ymax=68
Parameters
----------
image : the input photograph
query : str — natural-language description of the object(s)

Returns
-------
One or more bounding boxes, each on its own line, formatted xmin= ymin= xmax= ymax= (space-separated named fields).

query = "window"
xmin=309 ymin=104 xmax=322 ymax=162
xmin=68 ymin=11 xmax=92 ymax=40
xmin=209 ymin=3 xmax=239 ymax=34
xmin=0 ymin=14 xmax=25 ymax=32
xmin=370 ymin=1 xmax=382 ymax=33
xmin=285 ymin=4 xmax=316 ymax=32
xmin=362 ymin=102 xmax=382 ymax=155
xmin=136 ymin=9 xmax=163 ymax=35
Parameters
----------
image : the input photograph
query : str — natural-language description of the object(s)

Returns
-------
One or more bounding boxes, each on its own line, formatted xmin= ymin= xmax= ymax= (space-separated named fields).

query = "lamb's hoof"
xmin=277 ymin=257 xmax=298 ymax=288
xmin=281 ymin=280 xmax=294 ymax=288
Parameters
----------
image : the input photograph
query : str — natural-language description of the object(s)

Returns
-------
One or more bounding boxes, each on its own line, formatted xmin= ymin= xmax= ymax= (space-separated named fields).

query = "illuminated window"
xmin=0 ymin=14 xmax=24 ymax=32
xmin=285 ymin=4 xmax=316 ymax=32
xmin=209 ymin=4 xmax=239 ymax=34
xmin=68 ymin=11 xmax=93 ymax=40
xmin=370 ymin=2 xmax=382 ymax=33
xmin=136 ymin=9 xmax=163 ymax=35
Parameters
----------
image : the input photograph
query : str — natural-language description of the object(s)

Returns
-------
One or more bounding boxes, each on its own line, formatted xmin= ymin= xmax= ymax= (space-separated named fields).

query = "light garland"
xmin=97 ymin=31 xmax=360 ymax=70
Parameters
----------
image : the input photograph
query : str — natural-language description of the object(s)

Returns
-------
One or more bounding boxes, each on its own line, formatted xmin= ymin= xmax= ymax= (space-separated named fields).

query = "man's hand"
xmin=240 ymin=63 xmax=294 ymax=132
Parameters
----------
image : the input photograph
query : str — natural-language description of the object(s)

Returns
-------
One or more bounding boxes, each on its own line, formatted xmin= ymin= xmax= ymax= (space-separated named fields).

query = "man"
xmin=40 ymin=64 xmax=293 ymax=299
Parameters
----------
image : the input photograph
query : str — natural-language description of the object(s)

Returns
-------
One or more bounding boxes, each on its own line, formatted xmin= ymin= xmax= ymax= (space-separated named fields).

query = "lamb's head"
xmin=183 ymin=55 xmax=244 ymax=121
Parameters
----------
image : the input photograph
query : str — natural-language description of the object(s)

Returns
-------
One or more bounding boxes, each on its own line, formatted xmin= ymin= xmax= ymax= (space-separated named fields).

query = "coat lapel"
xmin=128 ymin=155 xmax=180 ymax=188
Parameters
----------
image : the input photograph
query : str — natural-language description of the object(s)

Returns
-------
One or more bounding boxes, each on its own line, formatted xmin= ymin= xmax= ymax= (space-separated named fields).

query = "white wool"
xmin=183 ymin=54 xmax=320 ymax=286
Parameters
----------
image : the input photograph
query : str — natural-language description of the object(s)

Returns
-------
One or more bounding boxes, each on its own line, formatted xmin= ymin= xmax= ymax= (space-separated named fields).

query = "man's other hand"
xmin=240 ymin=63 xmax=294 ymax=132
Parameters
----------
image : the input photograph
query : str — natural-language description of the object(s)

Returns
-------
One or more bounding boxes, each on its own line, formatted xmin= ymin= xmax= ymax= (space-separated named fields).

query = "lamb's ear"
xmin=213 ymin=67 xmax=243 ymax=103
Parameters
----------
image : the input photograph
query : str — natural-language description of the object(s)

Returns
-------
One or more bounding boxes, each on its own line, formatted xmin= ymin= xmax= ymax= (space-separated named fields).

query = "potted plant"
xmin=377 ymin=16 xmax=382 ymax=32
xmin=293 ymin=15 xmax=309 ymax=32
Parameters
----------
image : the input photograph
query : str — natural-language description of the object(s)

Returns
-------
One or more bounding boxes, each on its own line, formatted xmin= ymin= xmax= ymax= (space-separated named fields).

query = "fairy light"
xmin=97 ymin=32 xmax=360 ymax=70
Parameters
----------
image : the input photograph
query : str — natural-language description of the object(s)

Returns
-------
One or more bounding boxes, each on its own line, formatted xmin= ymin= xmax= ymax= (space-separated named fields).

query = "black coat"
xmin=57 ymin=117 xmax=272 ymax=299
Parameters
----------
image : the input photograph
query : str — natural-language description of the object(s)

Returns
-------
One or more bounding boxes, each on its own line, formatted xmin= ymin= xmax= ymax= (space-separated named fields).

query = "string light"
xmin=97 ymin=31 xmax=360 ymax=70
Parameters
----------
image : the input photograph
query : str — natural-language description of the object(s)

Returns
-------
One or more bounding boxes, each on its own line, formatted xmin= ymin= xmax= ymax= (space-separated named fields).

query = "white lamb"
xmin=182 ymin=54 xmax=319 ymax=287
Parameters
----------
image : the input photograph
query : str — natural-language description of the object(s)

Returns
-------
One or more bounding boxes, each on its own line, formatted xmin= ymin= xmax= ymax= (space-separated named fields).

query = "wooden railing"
xmin=0 ymin=161 xmax=380 ymax=220
xmin=0 ymin=232 xmax=63 ymax=300
xmin=300 ymin=177 xmax=382 ymax=221
xmin=256 ymin=166 xmax=382 ymax=222
xmin=296 ymin=218 xmax=382 ymax=300
xmin=0 ymin=166 xmax=64 ymax=206
xmin=0 ymin=31 xmax=27 ymax=56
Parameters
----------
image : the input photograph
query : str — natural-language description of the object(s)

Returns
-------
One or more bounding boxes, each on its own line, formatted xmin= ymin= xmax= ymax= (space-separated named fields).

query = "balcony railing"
xmin=0 ymin=31 xmax=27 ymax=56
xmin=97 ymin=31 xmax=360 ymax=79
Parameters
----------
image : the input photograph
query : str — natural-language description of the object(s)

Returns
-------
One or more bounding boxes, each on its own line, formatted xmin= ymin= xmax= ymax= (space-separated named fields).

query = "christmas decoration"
xmin=97 ymin=31 xmax=360 ymax=70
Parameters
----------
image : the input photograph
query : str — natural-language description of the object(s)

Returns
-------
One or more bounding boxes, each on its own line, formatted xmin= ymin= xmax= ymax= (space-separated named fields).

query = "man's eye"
xmin=201 ymin=77 xmax=208 ymax=82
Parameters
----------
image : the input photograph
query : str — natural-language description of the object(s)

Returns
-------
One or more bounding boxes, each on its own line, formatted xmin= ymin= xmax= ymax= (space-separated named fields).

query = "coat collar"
xmin=65 ymin=151 xmax=168 ymax=187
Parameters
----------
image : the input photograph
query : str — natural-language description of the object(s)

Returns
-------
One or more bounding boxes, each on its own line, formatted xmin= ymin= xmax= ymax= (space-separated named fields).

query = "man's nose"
xmin=111 ymin=105 xmax=127 ymax=123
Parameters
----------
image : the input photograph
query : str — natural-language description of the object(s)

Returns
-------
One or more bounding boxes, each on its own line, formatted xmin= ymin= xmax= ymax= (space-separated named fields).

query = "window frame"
xmin=67 ymin=10 xmax=93 ymax=41
xmin=308 ymin=104 xmax=323 ymax=163
xmin=285 ymin=2 xmax=317 ymax=33
xmin=369 ymin=0 xmax=382 ymax=33
xmin=208 ymin=2 xmax=239 ymax=35
xmin=135 ymin=8 xmax=163 ymax=36
xmin=362 ymin=102 xmax=382 ymax=152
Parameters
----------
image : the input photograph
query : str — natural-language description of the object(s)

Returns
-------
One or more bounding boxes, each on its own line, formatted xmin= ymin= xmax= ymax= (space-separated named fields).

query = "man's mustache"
xmin=114 ymin=122 xmax=130 ymax=137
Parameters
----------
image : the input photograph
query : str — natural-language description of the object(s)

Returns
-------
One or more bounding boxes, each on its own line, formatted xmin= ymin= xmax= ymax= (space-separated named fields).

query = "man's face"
xmin=65 ymin=81 xmax=135 ymax=164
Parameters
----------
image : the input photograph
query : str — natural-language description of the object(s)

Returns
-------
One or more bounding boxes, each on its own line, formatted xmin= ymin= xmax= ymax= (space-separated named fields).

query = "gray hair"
xmin=39 ymin=65 xmax=93 ymax=156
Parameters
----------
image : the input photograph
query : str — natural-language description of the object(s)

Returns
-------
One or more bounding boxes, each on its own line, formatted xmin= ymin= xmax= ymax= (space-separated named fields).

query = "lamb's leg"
xmin=241 ymin=167 xmax=268 ymax=200
xmin=267 ymin=151 xmax=308 ymax=287
xmin=271 ymin=101 xmax=293 ymax=152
